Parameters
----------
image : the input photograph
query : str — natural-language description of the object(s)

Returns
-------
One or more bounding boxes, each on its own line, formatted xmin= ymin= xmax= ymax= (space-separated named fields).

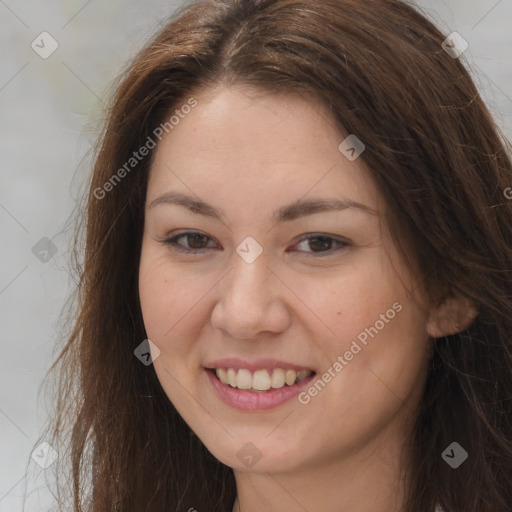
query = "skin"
xmin=138 ymin=84 xmax=469 ymax=512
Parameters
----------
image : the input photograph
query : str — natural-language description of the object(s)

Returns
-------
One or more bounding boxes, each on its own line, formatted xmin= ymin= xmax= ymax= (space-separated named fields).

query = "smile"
xmin=214 ymin=367 xmax=313 ymax=391
xmin=205 ymin=367 xmax=317 ymax=411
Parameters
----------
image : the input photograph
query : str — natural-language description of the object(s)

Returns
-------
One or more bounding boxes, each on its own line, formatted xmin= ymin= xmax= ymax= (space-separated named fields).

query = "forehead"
xmin=147 ymin=84 xmax=383 ymax=215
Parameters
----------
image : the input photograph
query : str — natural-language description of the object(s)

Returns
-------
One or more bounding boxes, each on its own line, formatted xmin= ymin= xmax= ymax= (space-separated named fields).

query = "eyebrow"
xmin=147 ymin=191 xmax=377 ymax=223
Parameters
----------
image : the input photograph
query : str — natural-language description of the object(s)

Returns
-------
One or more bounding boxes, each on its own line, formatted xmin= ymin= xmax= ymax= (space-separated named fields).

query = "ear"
xmin=426 ymin=293 xmax=478 ymax=338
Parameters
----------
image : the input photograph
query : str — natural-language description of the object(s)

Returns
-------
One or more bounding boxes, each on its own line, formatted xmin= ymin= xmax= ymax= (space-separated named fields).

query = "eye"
xmin=161 ymin=230 xmax=350 ymax=256
xmin=289 ymin=233 xmax=351 ymax=256
xmin=162 ymin=231 xmax=218 ymax=253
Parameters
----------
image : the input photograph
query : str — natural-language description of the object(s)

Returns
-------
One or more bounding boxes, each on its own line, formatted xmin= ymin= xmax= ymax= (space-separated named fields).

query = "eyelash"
xmin=161 ymin=230 xmax=351 ymax=256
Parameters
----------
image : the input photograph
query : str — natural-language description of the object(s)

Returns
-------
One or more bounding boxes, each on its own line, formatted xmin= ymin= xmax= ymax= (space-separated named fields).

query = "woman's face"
xmin=138 ymin=84 xmax=432 ymax=473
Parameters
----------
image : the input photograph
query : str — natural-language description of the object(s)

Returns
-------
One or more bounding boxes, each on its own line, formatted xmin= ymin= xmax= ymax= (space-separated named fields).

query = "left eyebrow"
xmin=147 ymin=192 xmax=378 ymax=222
xmin=273 ymin=197 xmax=378 ymax=222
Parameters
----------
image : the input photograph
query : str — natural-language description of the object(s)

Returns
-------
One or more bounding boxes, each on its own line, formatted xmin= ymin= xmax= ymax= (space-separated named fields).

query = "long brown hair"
xmin=35 ymin=1 xmax=512 ymax=511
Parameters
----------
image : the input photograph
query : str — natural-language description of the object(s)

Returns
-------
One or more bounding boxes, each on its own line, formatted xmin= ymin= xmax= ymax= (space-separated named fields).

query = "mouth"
xmin=204 ymin=363 xmax=317 ymax=411
xmin=207 ymin=367 xmax=316 ymax=393
xmin=203 ymin=358 xmax=317 ymax=410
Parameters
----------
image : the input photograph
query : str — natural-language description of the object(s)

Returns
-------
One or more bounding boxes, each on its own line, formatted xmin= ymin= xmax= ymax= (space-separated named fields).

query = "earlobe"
xmin=426 ymin=295 xmax=478 ymax=338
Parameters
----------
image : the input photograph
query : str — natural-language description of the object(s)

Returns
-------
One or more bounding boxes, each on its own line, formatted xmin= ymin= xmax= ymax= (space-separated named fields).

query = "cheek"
xmin=308 ymin=252 xmax=428 ymax=378
xmin=331 ymin=275 xmax=428 ymax=406
xmin=304 ymin=260 xmax=403 ymax=343
xmin=138 ymin=251 xmax=214 ymax=357
xmin=293 ymin=265 xmax=429 ymax=450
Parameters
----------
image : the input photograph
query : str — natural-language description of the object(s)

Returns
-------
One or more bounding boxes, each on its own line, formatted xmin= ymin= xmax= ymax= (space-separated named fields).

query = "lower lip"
xmin=205 ymin=369 xmax=316 ymax=411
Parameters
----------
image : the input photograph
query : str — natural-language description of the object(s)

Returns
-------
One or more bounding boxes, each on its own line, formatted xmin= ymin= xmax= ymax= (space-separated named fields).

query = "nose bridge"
xmin=225 ymin=250 xmax=272 ymax=312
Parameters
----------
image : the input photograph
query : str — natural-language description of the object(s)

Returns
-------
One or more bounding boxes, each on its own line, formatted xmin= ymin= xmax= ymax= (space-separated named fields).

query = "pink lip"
xmin=205 ymin=368 xmax=316 ymax=411
xmin=204 ymin=357 xmax=314 ymax=373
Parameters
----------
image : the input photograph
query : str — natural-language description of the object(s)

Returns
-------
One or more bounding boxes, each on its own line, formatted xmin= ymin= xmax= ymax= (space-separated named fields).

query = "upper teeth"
xmin=215 ymin=368 xmax=312 ymax=391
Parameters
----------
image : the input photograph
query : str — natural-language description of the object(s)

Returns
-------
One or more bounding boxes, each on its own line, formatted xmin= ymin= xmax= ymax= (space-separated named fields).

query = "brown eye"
xmin=290 ymin=234 xmax=351 ymax=255
xmin=186 ymin=233 xmax=210 ymax=249
xmin=308 ymin=236 xmax=334 ymax=252
xmin=163 ymin=231 xmax=217 ymax=253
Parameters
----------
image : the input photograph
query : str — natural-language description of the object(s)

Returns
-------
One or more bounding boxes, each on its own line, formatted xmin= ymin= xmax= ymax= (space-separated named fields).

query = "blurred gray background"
xmin=1 ymin=0 xmax=511 ymax=510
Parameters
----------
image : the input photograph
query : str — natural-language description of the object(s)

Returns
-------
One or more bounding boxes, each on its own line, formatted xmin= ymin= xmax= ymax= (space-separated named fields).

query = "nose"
xmin=210 ymin=252 xmax=292 ymax=340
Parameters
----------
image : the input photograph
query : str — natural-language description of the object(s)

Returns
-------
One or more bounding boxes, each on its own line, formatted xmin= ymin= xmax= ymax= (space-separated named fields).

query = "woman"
xmin=38 ymin=0 xmax=512 ymax=511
